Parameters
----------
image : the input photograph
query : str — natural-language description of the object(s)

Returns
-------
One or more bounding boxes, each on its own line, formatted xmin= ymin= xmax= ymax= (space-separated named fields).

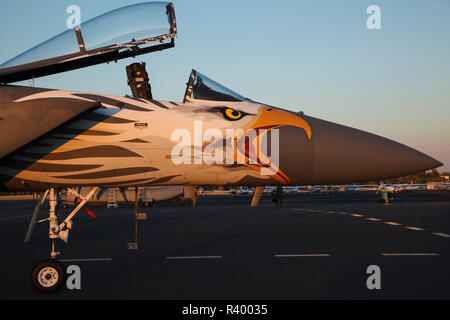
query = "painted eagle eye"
xmin=223 ymin=107 xmax=244 ymax=121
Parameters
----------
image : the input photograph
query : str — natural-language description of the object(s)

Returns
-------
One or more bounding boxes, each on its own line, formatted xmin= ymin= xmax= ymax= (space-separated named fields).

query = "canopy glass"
xmin=189 ymin=70 xmax=245 ymax=102
xmin=0 ymin=2 xmax=173 ymax=69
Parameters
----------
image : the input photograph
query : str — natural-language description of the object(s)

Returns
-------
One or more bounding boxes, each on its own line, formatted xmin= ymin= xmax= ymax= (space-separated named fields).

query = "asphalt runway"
xmin=0 ymin=191 xmax=449 ymax=299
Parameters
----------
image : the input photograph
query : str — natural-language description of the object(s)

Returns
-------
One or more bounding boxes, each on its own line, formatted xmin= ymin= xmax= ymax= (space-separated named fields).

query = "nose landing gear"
xmin=27 ymin=187 xmax=99 ymax=293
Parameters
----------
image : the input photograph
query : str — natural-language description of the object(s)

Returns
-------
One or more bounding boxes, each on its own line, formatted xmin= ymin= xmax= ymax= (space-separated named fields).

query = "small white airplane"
xmin=356 ymin=183 xmax=424 ymax=193
xmin=425 ymin=182 xmax=450 ymax=190
xmin=282 ymin=186 xmax=299 ymax=194
xmin=263 ymin=186 xmax=276 ymax=193
xmin=238 ymin=186 xmax=250 ymax=194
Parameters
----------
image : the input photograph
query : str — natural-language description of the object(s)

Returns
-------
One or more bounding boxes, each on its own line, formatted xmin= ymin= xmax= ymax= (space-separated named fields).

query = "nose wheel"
xmin=30 ymin=259 xmax=66 ymax=294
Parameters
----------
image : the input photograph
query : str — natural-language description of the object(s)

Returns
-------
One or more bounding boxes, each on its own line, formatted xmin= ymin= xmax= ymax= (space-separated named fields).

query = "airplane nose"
xmin=278 ymin=114 xmax=442 ymax=185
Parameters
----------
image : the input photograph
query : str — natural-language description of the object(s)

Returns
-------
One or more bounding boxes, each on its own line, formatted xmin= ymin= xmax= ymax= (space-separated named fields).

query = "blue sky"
xmin=1 ymin=0 xmax=449 ymax=171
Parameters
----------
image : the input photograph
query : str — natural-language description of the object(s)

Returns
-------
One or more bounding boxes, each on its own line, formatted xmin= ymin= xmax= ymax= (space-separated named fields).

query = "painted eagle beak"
xmin=246 ymin=107 xmax=312 ymax=139
xmin=236 ymin=107 xmax=312 ymax=184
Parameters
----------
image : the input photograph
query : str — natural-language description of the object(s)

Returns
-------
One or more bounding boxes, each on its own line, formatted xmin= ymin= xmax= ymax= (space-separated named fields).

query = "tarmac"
xmin=0 ymin=190 xmax=449 ymax=299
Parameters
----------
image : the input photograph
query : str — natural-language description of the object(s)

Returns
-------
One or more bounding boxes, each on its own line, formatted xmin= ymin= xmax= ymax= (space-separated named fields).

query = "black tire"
xmin=30 ymin=259 xmax=66 ymax=294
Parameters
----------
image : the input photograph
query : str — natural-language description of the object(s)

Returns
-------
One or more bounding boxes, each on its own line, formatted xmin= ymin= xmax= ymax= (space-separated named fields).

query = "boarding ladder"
xmin=107 ymin=188 xmax=118 ymax=208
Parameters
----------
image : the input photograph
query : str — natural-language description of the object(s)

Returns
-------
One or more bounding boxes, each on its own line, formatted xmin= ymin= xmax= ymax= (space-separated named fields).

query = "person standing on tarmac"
xmin=276 ymin=186 xmax=283 ymax=207
xmin=271 ymin=188 xmax=278 ymax=206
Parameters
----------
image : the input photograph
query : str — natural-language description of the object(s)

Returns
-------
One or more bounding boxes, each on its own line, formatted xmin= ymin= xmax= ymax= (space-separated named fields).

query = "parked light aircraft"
xmin=356 ymin=183 xmax=424 ymax=193
xmin=0 ymin=2 xmax=442 ymax=292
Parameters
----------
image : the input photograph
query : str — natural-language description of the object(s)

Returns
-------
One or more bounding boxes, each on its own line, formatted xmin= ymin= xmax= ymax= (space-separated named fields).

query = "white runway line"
xmin=384 ymin=221 xmax=402 ymax=226
xmin=291 ymin=208 xmax=445 ymax=241
xmin=313 ymin=208 xmax=446 ymax=240
xmin=381 ymin=253 xmax=439 ymax=257
xmin=59 ymin=258 xmax=112 ymax=262
xmin=166 ymin=256 xmax=222 ymax=260
xmin=275 ymin=254 xmax=330 ymax=258
xmin=0 ymin=214 xmax=31 ymax=222
xmin=406 ymin=226 xmax=425 ymax=231
xmin=0 ymin=195 xmax=34 ymax=200
xmin=432 ymin=232 xmax=450 ymax=238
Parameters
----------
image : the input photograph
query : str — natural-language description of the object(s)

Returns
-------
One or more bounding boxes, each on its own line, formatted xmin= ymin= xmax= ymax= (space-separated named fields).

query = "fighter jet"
xmin=0 ymin=2 xmax=442 ymax=293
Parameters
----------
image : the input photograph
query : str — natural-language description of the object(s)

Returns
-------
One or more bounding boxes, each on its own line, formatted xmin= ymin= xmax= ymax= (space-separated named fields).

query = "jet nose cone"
xmin=302 ymin=115 xmax=442 ymax=184
xmin=278 ymin=114 xmax=442 ymax=185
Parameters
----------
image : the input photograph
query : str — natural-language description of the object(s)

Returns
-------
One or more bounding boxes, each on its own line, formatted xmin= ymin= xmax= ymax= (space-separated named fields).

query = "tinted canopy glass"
xmin=0 ymin=2 xmax=174 ymax=69
xmin=191 ymin=70 xmax=245 ymax=102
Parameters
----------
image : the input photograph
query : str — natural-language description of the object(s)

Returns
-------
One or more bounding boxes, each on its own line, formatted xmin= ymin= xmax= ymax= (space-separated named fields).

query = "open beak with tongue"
xmin=236 ymin=106 xmax=312 ymax=184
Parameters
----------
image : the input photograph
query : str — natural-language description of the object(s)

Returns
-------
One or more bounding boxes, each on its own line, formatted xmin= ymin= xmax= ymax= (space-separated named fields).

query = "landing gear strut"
xmin=27 ymin=187 xmax=99 ymax=293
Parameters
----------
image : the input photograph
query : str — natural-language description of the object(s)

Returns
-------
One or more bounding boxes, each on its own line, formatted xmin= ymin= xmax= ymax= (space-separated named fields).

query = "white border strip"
xmin=406 ymin=226 xmax=425 ymax=231
xmin=275 ymin=254 xmax=330 ymax=258
xmin=384 ymin=221 xmax=402 ymax=226
xmin=432 ymin=232 xmax=450 ymax=238
xmin=59 ymin=258 xmax=112 ymax=262
xmin=381 ymin=253 xmax=438 ymax=256
xmin=166 ymin=256 xmax=222 ymax=260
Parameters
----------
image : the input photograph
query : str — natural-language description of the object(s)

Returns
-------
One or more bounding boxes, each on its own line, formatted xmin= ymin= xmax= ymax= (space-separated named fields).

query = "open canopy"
xmin=183 ymin=70 xmax=246 ymax=103
xmin=0 ymin=2 xmax=177 ymax=83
